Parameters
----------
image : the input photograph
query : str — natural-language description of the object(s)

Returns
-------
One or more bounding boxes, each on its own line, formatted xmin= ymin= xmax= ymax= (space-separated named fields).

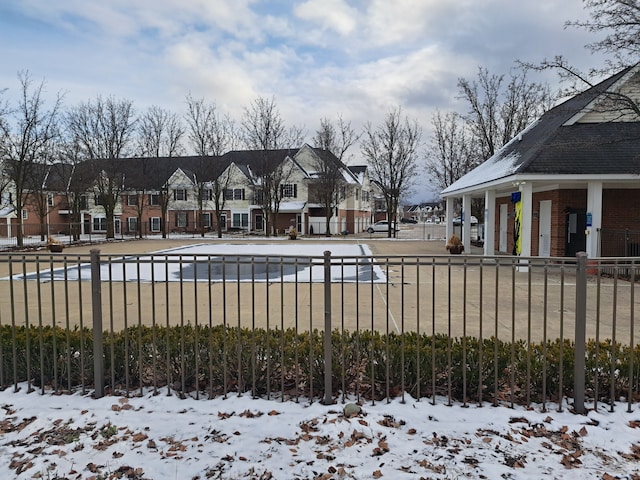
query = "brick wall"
xmin=602 ymin=189 xmax=640 ymax=230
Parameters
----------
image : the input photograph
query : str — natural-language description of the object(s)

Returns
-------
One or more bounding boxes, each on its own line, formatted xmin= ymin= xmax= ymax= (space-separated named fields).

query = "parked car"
xmin=366 ymin=221 xmax=399 ymax=233
xmin=453 ymin=216 xmax=478 ymax=225
xmin=400 ymin=217 xmax=418 ymax=224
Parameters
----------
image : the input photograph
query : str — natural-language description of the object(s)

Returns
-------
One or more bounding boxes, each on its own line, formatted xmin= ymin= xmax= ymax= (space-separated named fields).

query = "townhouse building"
xmin=1 ymin=145 xmax=380 ymax=240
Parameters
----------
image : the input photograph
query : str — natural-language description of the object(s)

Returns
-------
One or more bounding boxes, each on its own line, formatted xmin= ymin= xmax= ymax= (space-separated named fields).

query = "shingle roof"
xmin=442 ymin=64 xmax=640 ymax=195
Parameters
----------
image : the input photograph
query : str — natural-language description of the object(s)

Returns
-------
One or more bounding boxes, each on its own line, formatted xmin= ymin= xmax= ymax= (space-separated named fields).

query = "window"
xmin=202 ymin=189 xmax=213 ymax=201
xmin=127 ymin=217 xmax=138 ymax=233
xmin=173 ymin=189 xmax=187 ymax=201
xmin=47 ymin=193 xmax=54 ymax=207
xmin=232 ymin=213 xmax=248 ymax=228
xmin=281 ymin=184 xmax=297 ymax=198
xmin=202 ymin=212 xmax=212 ymax=228
xmin=233 ymin=188 xmax=245 ymax=200
xmin=175 ymin=212 xmax=188 ymax=228
xmin=22 ymin=209 xmax=28 ymax=220
xmin=354 ymin=189 xmax=359 ymax=201
xmin=224 ymin=188 xmax=234 ymax=200
xmin=362 ymin=191 xmax=370 ymax=202
xmin=149 ymin=193 xmax=160 ymax=206
xmin=92 ymin=217 xmax=107 ymax=232
xmin=127 ymin=194 xmax=138 ymax=206
xmin=94 ymin=194 xmax=104 ymax=206
xmin=254 ymin=190 xmax=264 ymax=205
xmin=339 ymin=186 xmax=346 ymax=199
xmin=150 ymin=217 xmax=161 ymax=232
xmin=79 ymin=195 xmax=88 ymax=210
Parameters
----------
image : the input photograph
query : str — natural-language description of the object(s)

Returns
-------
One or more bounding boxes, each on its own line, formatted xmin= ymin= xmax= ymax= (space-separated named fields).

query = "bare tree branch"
xmin=0 ymin=71 xmax=63 ymax=246
xmin=361 ymin=107 xmax=422 ymax=238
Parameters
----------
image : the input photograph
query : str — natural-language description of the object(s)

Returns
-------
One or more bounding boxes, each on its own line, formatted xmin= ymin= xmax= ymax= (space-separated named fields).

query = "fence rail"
xmin=0 ymin=251 xmax=638 ymax=412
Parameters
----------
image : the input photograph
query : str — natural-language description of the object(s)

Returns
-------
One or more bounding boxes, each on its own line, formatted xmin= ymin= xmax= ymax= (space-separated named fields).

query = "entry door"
xmin=499 ymin=204 xmax=508 ymax=253
xmin=220 ymin=213 xmax=227 ymax=231
xmin=538 ymin=200 xmax=552 ymax=257
xmin=565 ymin=209 xmax=586 ymax=257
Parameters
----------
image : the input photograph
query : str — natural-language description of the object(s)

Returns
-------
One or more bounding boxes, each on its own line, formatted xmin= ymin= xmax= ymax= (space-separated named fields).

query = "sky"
xmin=0 ymin=0 xmax=607 ymax=200
xmin=1 ymin=386 xmax=639 ymax=479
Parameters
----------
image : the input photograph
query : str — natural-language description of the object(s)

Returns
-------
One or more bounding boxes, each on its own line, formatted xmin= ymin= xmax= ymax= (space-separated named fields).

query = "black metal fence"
xmin=0 ymin=251 xmax=638 ymax=413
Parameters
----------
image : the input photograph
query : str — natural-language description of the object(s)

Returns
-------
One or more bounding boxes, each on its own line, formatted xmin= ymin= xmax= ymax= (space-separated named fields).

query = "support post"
xmin=574 ymin=252 xmax=587 ymax=414
xmin=91 ymin=249 xmax=104 ymax=398
xmin=323 ymin=250 xmax=333 ymax=405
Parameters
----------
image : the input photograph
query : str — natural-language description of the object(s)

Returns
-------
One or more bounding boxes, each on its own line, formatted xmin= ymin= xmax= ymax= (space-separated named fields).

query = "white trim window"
xmin=22 ymin=209 xmax=28 ymax=220
xmin=281 ymin=184 xmax=297 ymax=198
xmin=173 ymin=189 xmax=187 ymax=201
xmin=127 ymin=217 xmax=138 ymax=234
xmin=149 ymin=193 xmax=160 ymax=206
xmin=92 ymin=217 xmax=107 ymax=232
xmin=150 ymin=217 xmax=161 ymax=232
xmin=127 ymin=194 xmax=138 ymax=206
xmin=47 ymin=193 xmax=55 ymax=207
xmin=232 ymin=213 xmax=248 ymax=228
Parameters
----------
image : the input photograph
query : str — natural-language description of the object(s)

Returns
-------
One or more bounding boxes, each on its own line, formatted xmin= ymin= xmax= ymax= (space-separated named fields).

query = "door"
xmin=499 ymin=204 xmax=508 ymax=253
xmin=538 ymin=200 xmax=552 ymax=257
xmin=220 ymin=213 xmax=227 ymax=231
xmin=565 ymin=208 xmax=586 ymax=257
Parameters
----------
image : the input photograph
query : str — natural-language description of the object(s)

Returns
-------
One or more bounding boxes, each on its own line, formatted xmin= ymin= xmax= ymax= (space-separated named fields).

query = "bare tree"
xmin=54 ymin=138 xmax=93 ymax=241
xmin=425 ymin=110 xmax=480 ymax=193
xmin=313 ymin=115 xmax=359 ymax=162
xmin=131 ymin=106 xmax=185 ymax=238
xmin=66 ymin=95 xmax=136 ymax=238
xmin=308 ymin=150 xmax=347 ymax=235
xmin=458 ymin=67 xmax=553 ymax=161
xmin=184 ymin=94 xmax=239 ymax=237
xmin=0 ymin=71 xmax=62 ymax=246
xmin=241 ymin=96 xmax=305 ymax=151
xmin=24 ymin=161 xmax=53 ymax=241
xmin=241 ymin=96 xmax=304 ymax=236
xmin=311 ymin=117 xmax=359 ymax=235
xmin=137 ymin=105 xmax=184 ymax=158
xmin=361 ymin=107 xmax=422 ymax=238
xmin=566 ymin=0 xmax=640 ymax=68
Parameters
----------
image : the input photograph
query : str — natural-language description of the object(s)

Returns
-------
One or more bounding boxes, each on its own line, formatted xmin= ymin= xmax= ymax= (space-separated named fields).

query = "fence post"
xmin=574 ymin=252 xmax=587 ymax=414
xmin=91 ymin=249 xmax=104 ymax=399
xmin=323 ymin=250 xmax=333 ymax=405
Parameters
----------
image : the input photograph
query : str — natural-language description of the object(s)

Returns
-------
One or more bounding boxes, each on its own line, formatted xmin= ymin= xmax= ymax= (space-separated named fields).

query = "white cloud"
xmin=1 ymin=0 xmax=612 ymax=190
xmin=294 ymin=0 xmax=358 ymax=36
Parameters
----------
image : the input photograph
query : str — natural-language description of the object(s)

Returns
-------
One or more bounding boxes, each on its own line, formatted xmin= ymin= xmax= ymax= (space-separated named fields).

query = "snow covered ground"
xmin=1 ymin=386 xmax=639 ymax=479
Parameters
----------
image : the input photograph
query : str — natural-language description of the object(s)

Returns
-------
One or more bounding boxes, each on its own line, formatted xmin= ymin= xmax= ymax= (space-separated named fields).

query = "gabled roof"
xmin=442 ymin=64 xmax=640 ymax=196
xmin=222 ymin=149 xmax=299 ymax=176
xmin=30 ymin=147 xmax=359 ymax=193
